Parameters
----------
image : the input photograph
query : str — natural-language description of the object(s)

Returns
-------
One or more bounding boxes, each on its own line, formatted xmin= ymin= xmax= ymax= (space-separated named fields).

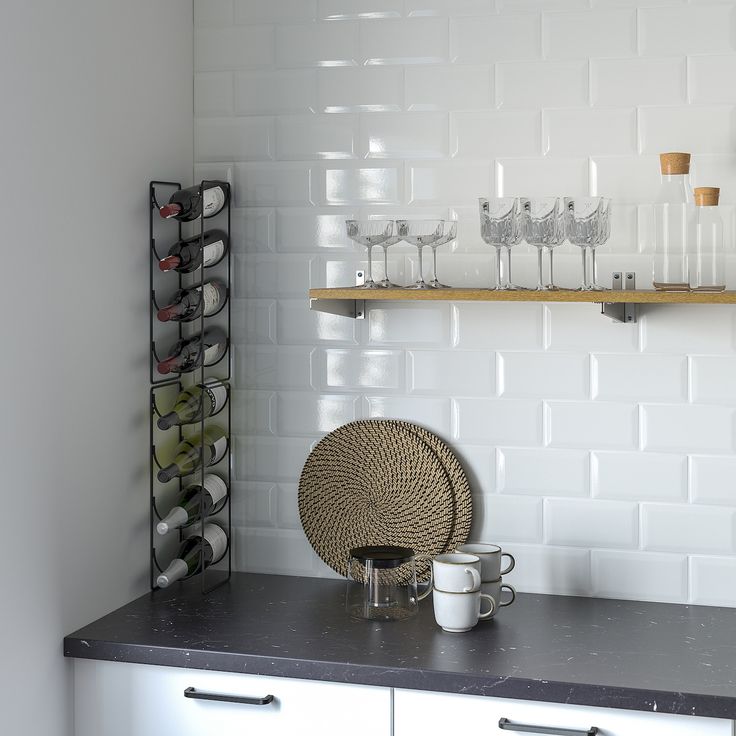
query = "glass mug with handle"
xmin=455 ymin=543 xmax=515 ymax=582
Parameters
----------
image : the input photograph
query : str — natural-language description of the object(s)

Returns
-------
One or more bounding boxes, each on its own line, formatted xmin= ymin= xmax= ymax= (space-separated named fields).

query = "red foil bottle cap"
xmin=158 ymin=255 xmax=181 ymax=272
xmin=159 ymin=203 xmax=182 ymax=219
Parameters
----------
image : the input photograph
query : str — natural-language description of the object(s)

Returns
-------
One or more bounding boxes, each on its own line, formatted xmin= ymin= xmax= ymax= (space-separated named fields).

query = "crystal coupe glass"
xmin=428 ymin=220 xmax=457 ymax=288
xmin=396 ymin=219 xmax=445 ymax=290
xmin=345 ymin=219 xmax=394 ymax=289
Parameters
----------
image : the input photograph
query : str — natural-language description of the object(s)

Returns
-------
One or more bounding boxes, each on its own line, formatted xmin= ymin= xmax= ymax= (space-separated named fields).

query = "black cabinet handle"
xmin=184 ymin=687 xmax=274 ymax=706
xmin=499 ymin=717 xmax=598 ymax=736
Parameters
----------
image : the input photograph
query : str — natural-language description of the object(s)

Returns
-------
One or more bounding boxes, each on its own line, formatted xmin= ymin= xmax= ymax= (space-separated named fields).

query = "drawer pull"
xmin=498 ymin=717 xmax=598 ymax=736
xmin=184 ymin=687 xmax=274 ymax=706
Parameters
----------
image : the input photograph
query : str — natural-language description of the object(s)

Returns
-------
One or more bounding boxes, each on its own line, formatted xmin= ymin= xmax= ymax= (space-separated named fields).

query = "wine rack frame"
xmin=148 ymin=180 xmax=233 ymax=594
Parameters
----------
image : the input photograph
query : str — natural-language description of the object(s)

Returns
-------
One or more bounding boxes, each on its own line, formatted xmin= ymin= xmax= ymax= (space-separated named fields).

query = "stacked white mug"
xmin=455 ymin=543 xmax=516 ymax=619
xmin=431 ymin=553 xmax=496 ymax=632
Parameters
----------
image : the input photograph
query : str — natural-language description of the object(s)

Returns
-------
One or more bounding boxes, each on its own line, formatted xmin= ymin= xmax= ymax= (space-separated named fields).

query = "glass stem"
xmin=416 ymin=245 xmax=424 ymax=284
xmin=548 ymin=248 xmax=555 ymax=288
xmin=366 ymin=244 xmax=374 ymax=284
xmin=536 ymin=247 xmax=544 ymax=290
xmin=494 ymin=247 xmax=502 ymax=289
xmin=580 ymin=247 xmax=588 ymax=289
xmin=431 ymin=247 xmax=439 ymax=283
xmin=505 ymin=246 xmax=513 ymax=288
xmin=591 ymin=248 xmax=598 ymax=288
xmin=382 ymin=246 xmax=390 ymax=284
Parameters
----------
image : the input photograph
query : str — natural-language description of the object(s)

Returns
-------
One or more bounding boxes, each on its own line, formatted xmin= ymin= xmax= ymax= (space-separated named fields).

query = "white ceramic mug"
xmin=432 ymin=553 xmax=482 ymax=593
xmin=480 ymin=580 xmax=516 ymax=618
xmin=432 ymin=588 xmax=496 ymax=632
xmin=456 ymin=543 xmax=515 ymax=581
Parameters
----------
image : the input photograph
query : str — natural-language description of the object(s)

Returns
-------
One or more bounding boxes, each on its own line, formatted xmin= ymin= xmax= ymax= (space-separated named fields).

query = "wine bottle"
xmin=157 ymin=474 xmax=228 ymax=535
xmin=159 ymin=181 xmax=228 ymax=222
xmin=157 ymin=426 xmax=227 ymax=483
xmin=157 ymin=279 xmax=227 ymax=323
xmin=156 ymin=522 xmax=228 ymax=588
xmin=157 ymin=378 xmax=228 ymax=430
xmin=156 ymin=327 xmax=227 ymax=375
xmin=158 ymin=230 xmax=228 ymax=273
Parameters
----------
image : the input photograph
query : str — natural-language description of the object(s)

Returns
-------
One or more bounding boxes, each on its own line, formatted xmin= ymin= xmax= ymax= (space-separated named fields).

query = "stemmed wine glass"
xmin=345 ymin=219 xmax=394 ymax=289
xmin=428 ymin=221 xmax=457 ymax=288
xmin=523 ymin=198 xmax=565 ymax=291
xmin=377 ymin=233 xmax=401 ymax=288
xmin=396 ymin=219 xmax=445 ymax=290
xmin=590 ymin=198 xmax=612 ymax=289
xmin=479 ymin=197 xmax=526 ymax=290
xmin=564 ymin=197 xmax=604 ymax=291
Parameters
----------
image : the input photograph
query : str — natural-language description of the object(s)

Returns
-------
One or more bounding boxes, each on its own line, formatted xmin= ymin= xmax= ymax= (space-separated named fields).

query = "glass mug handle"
xmin=479 ymin=594 xmax=496 ymax=620
xmin=501 ymin=552 xmax=515 ymax=576
xmin=413 ymin=554 xmax=434 ymax=601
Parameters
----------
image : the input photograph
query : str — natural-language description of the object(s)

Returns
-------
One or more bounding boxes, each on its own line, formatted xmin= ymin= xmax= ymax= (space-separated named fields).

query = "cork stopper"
xmin=694 ymin=187 xmax=720 ymax=206
xmin=660 ymin=152 xmax=691 ymax=175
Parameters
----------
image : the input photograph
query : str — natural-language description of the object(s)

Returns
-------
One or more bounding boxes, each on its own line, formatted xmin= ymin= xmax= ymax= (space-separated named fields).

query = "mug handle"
xmin=500 ymin=583 xmax=516 ymax=607
xmin=414 ymin=554 xmax=434 ymax=601
xmin=501 ymin=552 xmax=515 ymax=576
xmin=479 ymin=594 xmax=496 ymax=620
xmin=464 ymin=566 xmax=481 ymax=593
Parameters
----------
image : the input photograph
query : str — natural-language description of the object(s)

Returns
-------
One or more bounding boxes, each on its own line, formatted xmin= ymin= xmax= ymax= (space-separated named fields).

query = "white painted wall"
xmin=194 ymin=0 xmax=736 ymax=607
xmin=0 ymin=2 xmax=192 ymax=734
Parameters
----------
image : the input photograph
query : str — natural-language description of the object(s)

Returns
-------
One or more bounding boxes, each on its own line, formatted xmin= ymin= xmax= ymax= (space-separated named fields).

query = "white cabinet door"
xmin=394 ymin=688 xmax=732 ymax=736
xmin=74 ymin=660 xmax=391 ymax=736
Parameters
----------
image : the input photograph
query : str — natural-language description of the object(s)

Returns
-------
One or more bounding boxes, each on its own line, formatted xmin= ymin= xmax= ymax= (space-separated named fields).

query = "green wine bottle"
xmin=156 ymin=523 xmax=228 ymax=588
xmin=157 ymin=378 xmax=228 ymax=430
xmin=157 ymin=426 xmax=227 ymax=483
xmin=156 ymin=474 xmax=228 ymax=535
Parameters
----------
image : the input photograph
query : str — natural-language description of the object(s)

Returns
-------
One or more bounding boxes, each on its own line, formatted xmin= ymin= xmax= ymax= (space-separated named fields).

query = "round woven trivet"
xmin=298 ymin=420 xmax=472 ymax=579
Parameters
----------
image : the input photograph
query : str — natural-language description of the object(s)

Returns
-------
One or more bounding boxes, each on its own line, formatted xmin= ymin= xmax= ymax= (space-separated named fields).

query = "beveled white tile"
xmin=642 ymin=404 xmax=735 ymax=454
xmin=543 ymin=9 xmax=636 ymax=59
xmin=234 ymin=0 xmax=317 ymax=23
xmin=589 ymin=155 xmax=660 ymax=204
xmin=323 ymin=163 xmax=402 ymax=204
xmin=591 ymin=57 xmax=686 ymax=108
xmin=640 ymin=5 xmax=736 ymax=56
xmin=592 ymin=451 xmax=687 ymax=502
xmin=640 ymin=106 xmax=736 ymax=156
xmin=275 ymin=392 xmax=359 ymax=436
xmin=195 ymin=0 xmax=233 ymax=27
xmin=641 ymin=305 xmax=736 ymax=353
xmin=546 ymin=401 xmax=639 ymax=449
xmin=277 ymin=299 xmax=357 ymax=344
xmin=455 ymin=445 xmax=495 ymax=494
xmin=361 ymin=18 xmax=449 ymax=65
xmin=501 ymin=0 xmax=587 ymax=8
xmin=231 ymin=207 xmax=274 ymax=253
xmin=235 ymin=345 xmax=314 ymax=390
xmin=314 ymin=348 xmax=405 ymax=391
xmin=276 ymin=22 xmax=359 ymax=68
xmin=231 ymin=389 xmax=275 ymax=434
xmin=276 ymin=208 xmax=356 ymax=253
xmin=690 ymin=55 xmax=736 ymax=105
xmin=235 ymin=70 xmax=317 ymax=115
xmin=450 ymin=14 xmax=541 ymax=64
xmin=642 ymin=503 xmax=736 ymax=554
xmin=691 ymin=356 xmax=736 ymax=405
xmin=195 ymin=117 xmax=274 ymax=162
xmin=233 ymin=435 xmax=313 ymax=481
xmin=591 ymin=550 xmax=687 ymax=603
xmin=690 ymin=455 xmax=736 ymax=506
xmin=368 ymin=302 xmax=451 ymax=345
xmin=194 ymin=72 xmax=234 ymax=116
xmin=452 ymin=398 xmax=543 ymax=445
xmin=497 ymin=448 xmax=589 ymax=496
xmin=690 ymin=556 xmax=736 ymax=607
xmin=234 ymin=527 xmax=317 ymax=574
xmin=409 ymin=162 xmax=493 ymax=205
xmin=361 ymin=113 xmax=449 ymax=159
xmin=690 ymin=155 xmax=736 ymax=206
xmin=496 ymin=158 xmax=588 ymax=198
xmin=592 ymin=354 xmax=687 ymax=401
xmin=497 ymin=60 xmax=588 ymax=109
xmin=319 ymin=0 xmax=402 ymax=19
xmin=453 ymin=303 xmax=545 ymax=349
xmin=365 ymin=396 xmax=452 ymax=436
xmin=543 ymin=108 xmax=636 ymax=157
xmin=501 ymin=544 xmax=591 ymax=596
xmin=231 ymin=299 xmax=276 ymax=344
xmin=407 ymin=0 xmax=494 ymax=16
xmin=408 ymin=350 xmax=495 ymax=395
xmin=545 ymin=498 xmax=638 ymax=549
xmin=235 ymin=254 xmax=316 ymax=297
xmin=195 ymin=26 xmax=275 ymax=71
xmin=472 ymin=495 xmax=543 ymax=544
xmin=276 ymin=114 xmax=356 ymax=160
xmin=275 ymin=483 xmax=301 ymax=530
xmin=234 ymin=162 xmax=313 ymax=206
xmin=406 ymin=65 xmax=492 ymax=111
xmin=230 ymin=481 xmax=276 ymax=527
xmin=317 ymin=66 xmax=403 ymax=112
xmin=452 ymin=111 xmax=542 ymax=159
xmin=499 ymin=352 xmax=589 ymax=400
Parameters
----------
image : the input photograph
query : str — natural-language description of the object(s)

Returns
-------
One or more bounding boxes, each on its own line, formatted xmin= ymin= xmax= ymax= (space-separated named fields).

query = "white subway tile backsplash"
xmin=546 ymin=498 xmax=638 ymax=549
xmin=235 ymin=254 xmax=315 ymax=298
xmin=195 ymin=72 xmax=234 ymax=116
xmin=275 ymin=484 xmax=301 ymax=530
xmin=406 ymin=65 xmax=492 ymax=111
xmin=690 ymin=356 xmax=736 ymax=405
xmin=690 ymin=556 xmax=736 ymax=607
xmin=497 ymin=60 xmax=588 ymax=109
xmin=545 ymin=303 xmax=640 ymax=352
xmin=317 ymin=66 xmax=403 ymax=112
xmin=366 ymin=395 xmax=452 ymax=435
xmin=276 ymin=22 xmax=359 ymax=68
xmin=231 ymin=299 xmax=276 ymax=344
xmin=589 ymin=155 xmax=660 ymax=204
xmin=235 ymin=345 xmax=314 ymax=390
xmin=407 ymin=0 xmax=494 ymax=16
xmin=235 ymin=0 xmax=316 ymax=23
xmin=324 ymin=163 xmax=402 ymax=204
xmin=275 ymin=392 xmax=359 ymax=436
xmin=639 ymin=106 xmax=736 ymax=156
xmin=319 ymin=0 xmax=402 ymax=19
xmin=453 ymin=398 xmax=543 ymax=445
xmin=591 ymin=550 xmax=687 ymax=603
xmin=452 ymin=111 xmax=542 ymax=159
xmin=361 ymin=18 xmax=449 ymax=65
xmin=642 ymin=503 xmax=736 ymax=554
xmin=361 ymin=113 xmax=449 ymax=159
xmin=234 ymin=527 xmax=317 ymax=575
xmin=315 ymin=348 xmax=405 ymax=391
xmin=276 ymin=114 xmax=356 ymax=160
xmin=410 ymin=162 xmax=492 ymax=205
xmin=547 ymin=401 xmax=639 ymax=449
xmin=592 ymin=451 xmax=687 ymax=502
xmin=195 ymin=26 xmax=275 ymax=70
xmin=472 ymin=495 xmax=543 ymax=544
xmin=233 ymin=435 xmax=313 ymax=481
xmin=235 ymin=70 xmax=317 ymax=115
xmin=277 ymin=299 xmax=357 ymax=344
xmin=409 ymin=349 xmax=495 ymax=395
xmin=642 ymin=404 xmax=735 ymax=454
xmin=275 ymin=208 xmax=356 ymax=253
xmin=232 ymin=389 xmax=275 ymax=435
xmin=543 ymin=9 xmax=637 ymax=59
xmin=502 ymin=544 xmax=592 ymax=596
xmin=591 ymin=57 xmax=687 ymax=108
xmin=450 ymin=15 xmax=541 ymax=64
xmin=496 ymin=158 xmax=588 ymax=198
xmin=195 ymin=117 xmax=273 ymax=162
xmin=543 ymin=109 xmax=637 ymax=157
xmin=592 ymin=354 xmax=687 ymax=401
xmin=642 ymin=305 xmax=736 ymax=354
xmin=689 ymin=55 xmax=736 ymax=105
xmin=499 ymin=352 xmax=589 ymax=400
xmin=234 ymin=162 xmax=313 ymax=206
xmin=640 ymin=5 xmax=736 ymax=57
xmin=456 ymin=445 xmax=495 ymax=493
xmin=231 ymin=481 xmax=276 ymax=527
xmin=690 ymin=455 xmax=736 ymax=506
xmin=498 ymin=448 xmax=589 ymax=497
xmin=453 ymin=303 xmax=544 ymax=349
xmin=369 ymin=303 xmax=451 ymax=345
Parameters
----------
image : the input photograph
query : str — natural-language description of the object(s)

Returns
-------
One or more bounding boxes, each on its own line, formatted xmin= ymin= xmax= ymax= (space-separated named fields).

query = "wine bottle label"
xmin=201 ymin=282 xmax=222 ymax=316
xmin=202 ymin=523 xmax=228 ymax=563
xmin=202 ymin=239 xmax=225 ymax=267
xmin=210 ymin=435 xmax=227 ymax=465
xmin=203 ymin=473 xmax=228 ymax=505
xmin=203 ymin=338 xmax=225 ymax=365
xmin=202 ymin=378 xmax=227 ymax=415
xmin=203 ymin=188 xmax=226 ymax=217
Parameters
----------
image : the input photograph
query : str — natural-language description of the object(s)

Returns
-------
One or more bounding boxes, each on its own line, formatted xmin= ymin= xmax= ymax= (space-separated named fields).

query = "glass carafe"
xmin=692 ymin=187 xmax=725 ymax=292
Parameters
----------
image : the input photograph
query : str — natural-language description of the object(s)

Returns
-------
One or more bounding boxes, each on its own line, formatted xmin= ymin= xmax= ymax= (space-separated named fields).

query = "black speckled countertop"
xmin=64 ymin=572 xmax=736 ymax=720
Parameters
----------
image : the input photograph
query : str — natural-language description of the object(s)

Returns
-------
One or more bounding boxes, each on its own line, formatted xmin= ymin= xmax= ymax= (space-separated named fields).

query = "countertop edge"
xmin=63 ymin=637 xmax=736 ymax=721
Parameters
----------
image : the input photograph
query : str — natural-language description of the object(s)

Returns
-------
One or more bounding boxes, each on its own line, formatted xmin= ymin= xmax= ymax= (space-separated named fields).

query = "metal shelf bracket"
xmin=601 ymin=272 xmax=638 ymax=324
xmin=310 ymin=271 xmax=366 ymax=319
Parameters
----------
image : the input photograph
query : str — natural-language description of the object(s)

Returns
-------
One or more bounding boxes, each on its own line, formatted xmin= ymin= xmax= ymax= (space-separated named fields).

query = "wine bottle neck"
xmin=159 ymin=255 xmax=182 ymax=272
xmin=156 ymin=558 xmax=189 ymax=588
xmin=160 ymin=203 xmax=183 ymax=219
xmin=157 ymin=411 xmax=179 ymax=430
xmin=157 ymin=463 xmax=178 ymax=483
xmin=157 ymin=506 xmax=190 ymax=536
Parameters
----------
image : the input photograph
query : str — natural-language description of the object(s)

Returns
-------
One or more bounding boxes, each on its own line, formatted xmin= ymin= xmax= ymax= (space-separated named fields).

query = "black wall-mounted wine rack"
xmin=149 ymin=180 xmax=232 ymax=594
